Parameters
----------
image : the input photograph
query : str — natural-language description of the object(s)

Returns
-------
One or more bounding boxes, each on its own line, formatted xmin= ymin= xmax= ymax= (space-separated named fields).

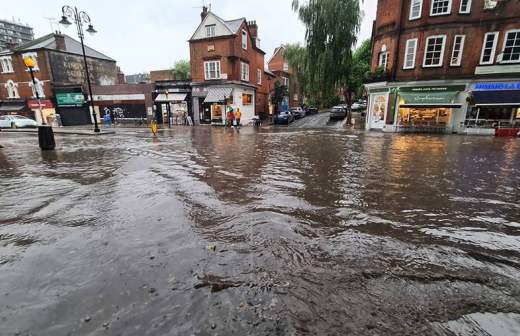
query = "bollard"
xmin=38 ymin=125 xmax=56 ymax=151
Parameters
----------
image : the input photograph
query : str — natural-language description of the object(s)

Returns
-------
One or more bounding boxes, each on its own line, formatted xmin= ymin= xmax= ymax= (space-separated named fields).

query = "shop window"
xmin=423 ymin=35 xmax=446 ymax=67
xmin=502 ymin=30 xmax=520 ymax=63
xmin=409 ymin=0 xmax=423 ymax=20
xmin=0 ymin=56 xmax=13 ymax=73
xmin=459 ymin=0 xmax=471 ymax=13
xmin=430 ymin=0 xmax=452 ymax=16
xmin=450 ymin=35 xmax=465 ymax=66
xmin=242 ymin=30 xmax=248 ymax=50
xmin=205 ymin=24 xmax=216 ymax=38
xmin=241 ymin=62 xmax=249 ymax=81
xmin=480 ymin=32 xmax=499 ymax=65
xmin=516 ymin=108 xmax=520 ymax=119
xmin=478 ymin=107 xmax=514 ymax=121
xmin=242 ymin=93 xmax=252 ymax=105
xmin=5 ymin=80 xmax=19 ymax=98
xmin=403 ymin=39 xmax=418 ymax=69
xmin=204 ymin=60 xmax=221 ymax=80
xmin=399 ymin=107 xmax=451 ymax=126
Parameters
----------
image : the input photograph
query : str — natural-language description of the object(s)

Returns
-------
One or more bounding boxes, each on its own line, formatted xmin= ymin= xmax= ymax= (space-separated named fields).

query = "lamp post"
xmin=23 ymin=56 xmax=45 ymax=125
xmin=59 ymin=5 xmax=100 ymax=133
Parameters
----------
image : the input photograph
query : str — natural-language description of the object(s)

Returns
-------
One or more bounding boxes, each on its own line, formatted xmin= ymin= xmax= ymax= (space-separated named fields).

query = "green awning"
xmin=399 ymin=85 xmax=464 ymax=107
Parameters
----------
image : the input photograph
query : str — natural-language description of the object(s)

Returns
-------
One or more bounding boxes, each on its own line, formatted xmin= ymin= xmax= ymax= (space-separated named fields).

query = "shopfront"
xmin=155 ymin=92 xmax=188 ymax=125
xmin=395 ymin=86 xmax=465 ymax=133
xmin=465 ymin=82 xmax=520 ymax=135
xmin=27 ymin=99 xmax=56 ymax=125
xmin=367 ymin=89 xmax=389 ymax=130
xmin=55 ymin=92 xmax=91 ymax=126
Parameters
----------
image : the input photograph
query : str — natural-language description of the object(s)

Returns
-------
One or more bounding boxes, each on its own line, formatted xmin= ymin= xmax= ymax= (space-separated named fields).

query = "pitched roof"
xmin=268 ymin=45 xmax=285 ymax=66
xmin=224 ymin=18 xmax=245 ymax=33
xmin=3 ymin=33 xmax=115 ymax=62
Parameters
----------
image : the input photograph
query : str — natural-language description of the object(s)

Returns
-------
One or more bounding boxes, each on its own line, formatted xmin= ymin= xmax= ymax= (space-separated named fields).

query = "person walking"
xmin=103 ymin=112 xmax=112 ymax=128
xmin=235 ymin=108 xmax=242 ymax=127
xmin=227 ymin=109 xmax=235 ymax=127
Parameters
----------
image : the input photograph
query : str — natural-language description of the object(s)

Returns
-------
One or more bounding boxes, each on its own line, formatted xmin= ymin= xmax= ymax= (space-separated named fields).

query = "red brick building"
xmin=366 ymin=0 xmax=520 ymax=134
xmin=268 ymin=45 xmax=301 ymax=109
xmin=189 ymin=7 xmax=272 ymax=124
xmin=0 ymin=33 xmax=117 ymax=126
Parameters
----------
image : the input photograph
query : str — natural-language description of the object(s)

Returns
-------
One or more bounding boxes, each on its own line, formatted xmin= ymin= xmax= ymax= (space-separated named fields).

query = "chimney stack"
xmin=201 ymin=6 xmax=208 ymax=22
xmin=55 ymin=33 xmax=66 ymax=51
xmin=247 ymin=20 xmax=258 ymax=40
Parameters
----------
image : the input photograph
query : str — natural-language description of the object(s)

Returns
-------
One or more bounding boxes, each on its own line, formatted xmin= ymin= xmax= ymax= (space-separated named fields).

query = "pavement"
xmin=0 ymin=127 xmax=116 ymax=136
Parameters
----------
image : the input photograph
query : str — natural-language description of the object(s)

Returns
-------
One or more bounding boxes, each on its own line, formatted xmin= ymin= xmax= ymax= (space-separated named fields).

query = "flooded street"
xmin=1 ymin=127 xmax=520 ymax=335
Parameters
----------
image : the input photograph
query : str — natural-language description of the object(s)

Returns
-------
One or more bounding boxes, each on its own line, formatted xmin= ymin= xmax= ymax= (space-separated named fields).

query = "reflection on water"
xmin=0 ymin=129 xmax=519 ymax=335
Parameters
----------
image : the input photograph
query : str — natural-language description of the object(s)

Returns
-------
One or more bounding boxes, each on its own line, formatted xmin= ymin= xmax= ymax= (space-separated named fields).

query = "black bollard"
xmin=38 ymin=126 xmax=56 ymax=151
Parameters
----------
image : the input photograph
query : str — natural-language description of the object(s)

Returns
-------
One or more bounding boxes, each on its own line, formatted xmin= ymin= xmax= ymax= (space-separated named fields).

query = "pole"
xmin=28 ymin=67 xmax=46 ymax=125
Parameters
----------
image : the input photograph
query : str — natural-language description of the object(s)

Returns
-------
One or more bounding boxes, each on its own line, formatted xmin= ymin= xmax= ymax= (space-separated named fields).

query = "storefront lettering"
xmin=474 ymin=82 xmax=520 ymax=91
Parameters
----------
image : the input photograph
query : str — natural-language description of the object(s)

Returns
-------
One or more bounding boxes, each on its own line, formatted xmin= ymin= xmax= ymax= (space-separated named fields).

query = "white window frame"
xmin=0 ymin=56 xmax=13 ymax=73
xmin=500 ymin=29 xmax=520 ymax=64
xmin=450 ymin=35 xmax=465 ymax=67
xmin=205 ymin=24 xmax=216 ymax=38
xmin=430 ymin=0 xmax=452 ymax=16
xmin=282 ymin=77 xmax=289 ymax=87
xmin=379 ymin=51 xmax=388 ymax=70
xmin=409 ymin=0 xmax=423 ymax=20
xmin=459 ymin=0 xmax=472 ymax=14
xmin=257 ymin=68 xmax=262 ymax=85
xmin=5 ymin=80 xmax=19 ymax=99
xmin=30 ymin=78 xmax=45 ymax=98
xmin=480 ymin=32 xmax=499 ymax=65
xmin=240 ymin=62 xmax=249 ymax=81
xmin=422 ymin=35 xmax=447 ymax=68
xmin=241 ymin=30 xmax=248 ymax=50
xmin=204 ymin=60 xmax=221 ymax=80
xmin=22 ymin=52 xmax=39 ymax=71
xmin=283 ymin=62 xmax=289 ymax=71
xmin=403 ymin=38 xmax=418 ymax=69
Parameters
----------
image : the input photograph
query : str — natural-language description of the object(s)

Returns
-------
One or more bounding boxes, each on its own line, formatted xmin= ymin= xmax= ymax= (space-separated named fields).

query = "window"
xmin=294 ymin=94 xmax=299 ymax=101
xmin=423 ymin=35 xmax=446 ymax=67
xmin=480 ymin=32 xmax=499 ymax=65
xmin=409 ymin=0 xmax=423 ymax=20
xmin=30 ymin=78 xmax=45 ymax=98
xmin=459 ymin=0 xmax=472 ymax=13
xmin=204 ymin=61 xmax=221 ymax=80
xmin=282 ymin=77 xmax=289 ymax=87
xmin=5 ymin=80 xmax=19 ymax=98
xmin=0 ymin=56 xmax=13 ymax=73
xmin=430 ymin=0 xmax=452 ymax=16
xmin=379 ymin=52 xmax=388 ymax=70
xmin=205 ymin=25 xmax=216 ymax=38
xmin=450 ymin=35 xmax=465 ymax=66
xmin=242 ymin=93 xmax=252 ymax=105
xmin=22 ymin=52 xmax=39 ymax=71
xmin=257 ymin=69 xmax=262 ymax=85
xmin=242 ymin=30 xmax=247 ymax=50
xmin=240 ymin=62 xmax=249 ymax=81
xmin=283 ymin=62 xmax=289 ymax=71
xmin=502 ymin=30 xmax=520 ymax=63
xmin=403 ymin=39 xmax=418 ymax=69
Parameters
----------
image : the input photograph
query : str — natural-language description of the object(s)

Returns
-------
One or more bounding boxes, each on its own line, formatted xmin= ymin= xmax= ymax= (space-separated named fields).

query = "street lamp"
xmin=59 ymin=5 xmax=100 ymax=133
xmin=23 ymin=56 xmax=45 ymax=125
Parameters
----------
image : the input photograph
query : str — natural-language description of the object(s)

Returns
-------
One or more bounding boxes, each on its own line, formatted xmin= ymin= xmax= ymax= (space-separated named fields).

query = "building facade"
xmin=366 ymin=0 xmax=520 ymax=135
xmin=0 ymin=19 xmax=34 ymax=51
xmin=189 ymin=7 xmax=270 ymax=125
xmin=0 ymin=33 xmax=117 ymax=125
xmin=268 ymin=45 xmax=301 ymax=110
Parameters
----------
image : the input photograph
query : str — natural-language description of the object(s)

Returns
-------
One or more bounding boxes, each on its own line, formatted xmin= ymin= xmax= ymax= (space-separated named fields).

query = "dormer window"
xmin=205 ymin=24 xmax=216 ymax=38
xmin=242 ymin=30 xmax=247 ymax=50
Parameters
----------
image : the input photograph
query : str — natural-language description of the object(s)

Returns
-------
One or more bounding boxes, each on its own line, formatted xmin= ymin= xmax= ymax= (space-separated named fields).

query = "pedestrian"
xmin=103 ymin=112 xmax=111 ymax=127
xmin=235 ymin=108 xmax=242 ymax=127
xmin=227 ymin=109 xmax=235 ymax=127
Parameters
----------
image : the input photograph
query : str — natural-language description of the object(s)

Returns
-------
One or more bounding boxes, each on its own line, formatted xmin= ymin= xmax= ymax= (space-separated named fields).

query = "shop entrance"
xmin=398 ymin=107 xmax=452 ymax=133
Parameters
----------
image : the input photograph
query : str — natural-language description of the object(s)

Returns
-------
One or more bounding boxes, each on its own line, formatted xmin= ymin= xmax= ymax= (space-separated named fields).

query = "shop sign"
xmin=473 ymin=82 xmax=520 ymax=91
xmin=27 ymin=99 xmax=54 ymax=109
xmin=56 ymin=93 xmax=85 ymax=107
xmin=399 ymin=86 xmax=465 ymax=105
xmin=370 ymin=88 xmax=390 ymax=93
xmin=399 ymin=85 xmax=466 ymax=93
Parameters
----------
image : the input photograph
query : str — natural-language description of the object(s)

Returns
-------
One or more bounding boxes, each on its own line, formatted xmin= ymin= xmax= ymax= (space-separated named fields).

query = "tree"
xmin=283 ymin=44 xmax=309 ymax=102
xmin=292 ymin=0 xmax=362 ymax=107
xmin=172 ymin=60 xmax=191 ymax=80
xmin=271 ymin=81 xmax=289 ymax=113
xmin=346 ymin=39 xmax=372 ymax=100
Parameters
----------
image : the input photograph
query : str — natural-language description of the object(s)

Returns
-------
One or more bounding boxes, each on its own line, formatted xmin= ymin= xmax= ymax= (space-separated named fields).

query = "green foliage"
xmin=292 ymin=0 xmax=362 ymax=106
xmin=283 ymin=44 xmax=309 ymax=98
xmin=346 ymin=39 xmax=372 ymax=98
xmin=271 ymin=81 xmax=289 ymax=112
xmin=172 ymin=60 xmax=191 ymax=80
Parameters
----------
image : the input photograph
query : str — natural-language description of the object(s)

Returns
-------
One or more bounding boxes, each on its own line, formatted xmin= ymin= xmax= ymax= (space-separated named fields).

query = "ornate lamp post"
xmin=23 ymin=56 xmax=45 ymax=125
xmin=59 ymin=6 xmax=100 ymax=133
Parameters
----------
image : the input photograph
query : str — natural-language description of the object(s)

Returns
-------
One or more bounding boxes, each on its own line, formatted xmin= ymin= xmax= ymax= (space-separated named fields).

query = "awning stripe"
xmin=0 ymin=104 xmax=26 ymax=112
xmin=204 ymin=87 xmax=233 ymax=103
xmin=155 ymin=93 xmax=187 ymax=102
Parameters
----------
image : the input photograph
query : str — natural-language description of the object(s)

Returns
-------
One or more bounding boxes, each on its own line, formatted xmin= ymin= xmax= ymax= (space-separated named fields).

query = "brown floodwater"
xmin=0 ymin=126 xmax=519 ymax=335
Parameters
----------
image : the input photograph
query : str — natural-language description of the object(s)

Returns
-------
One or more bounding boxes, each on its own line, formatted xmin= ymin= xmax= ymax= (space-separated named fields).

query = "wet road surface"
xmin=1 ymin=127 xmax=520 ymax=335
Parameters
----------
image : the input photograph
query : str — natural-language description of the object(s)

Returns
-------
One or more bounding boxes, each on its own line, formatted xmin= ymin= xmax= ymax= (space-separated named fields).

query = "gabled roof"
xmin=224 ymin=18 xmax=245 ymax=34
xmin=268 ymin=45 xmax=285 ymax=65
xmin=3 ymin=33 xmax=115 ymax=62
xmin=190 ymin=12 xmax=241 ymax=41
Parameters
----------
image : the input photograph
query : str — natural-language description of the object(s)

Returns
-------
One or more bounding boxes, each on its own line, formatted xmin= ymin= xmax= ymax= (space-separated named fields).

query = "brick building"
xmin=189 ymin=7 xmax=272 ymax=125
xmin=365 ymin=0 xmax=520 ymax=134
xmin=0 ymin=33 xmax=117 ymax=125
xmin=268 ymin=45 xmax=301 ymax=109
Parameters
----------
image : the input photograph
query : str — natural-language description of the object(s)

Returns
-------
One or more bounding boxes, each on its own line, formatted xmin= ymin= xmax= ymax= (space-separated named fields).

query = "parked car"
xmin=0 ymin=115 xmax=38 ymax=128
xmin=351 ymin=102 xmax=363 ymax=111
xmin=290 ymin=107 xmax=306 ymax=119
xmin=274 ymin=111 xmax=295 ymax=125
xmin=305 ymin=107 xmax=318 ymax=115
xmin=330 ymin=106 xmax=348 ymax=120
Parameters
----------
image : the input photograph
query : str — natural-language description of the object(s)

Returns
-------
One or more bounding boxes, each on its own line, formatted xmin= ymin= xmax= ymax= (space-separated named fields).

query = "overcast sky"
xmin=3 ymin=0 xmax=376 ymax=74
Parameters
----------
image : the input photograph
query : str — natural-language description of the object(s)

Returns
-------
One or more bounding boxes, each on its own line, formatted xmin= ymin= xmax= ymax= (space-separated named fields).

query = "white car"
xmin=0 ymin=115 xmax=38 ymax=128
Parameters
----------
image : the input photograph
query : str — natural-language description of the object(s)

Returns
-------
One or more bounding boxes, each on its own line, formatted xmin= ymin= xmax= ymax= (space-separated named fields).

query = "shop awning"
xmin=155 ymin=93 xmax=187 ymax=102
xmin=473 ymin=90 xmax=520 ymax=106
xmin=204 ymin=87 xmax=233 ymax=103
xmin=0 ymin=104 xmax=26 ymax=112
xmin=399 ymin=86 xmax=463 ymax=107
